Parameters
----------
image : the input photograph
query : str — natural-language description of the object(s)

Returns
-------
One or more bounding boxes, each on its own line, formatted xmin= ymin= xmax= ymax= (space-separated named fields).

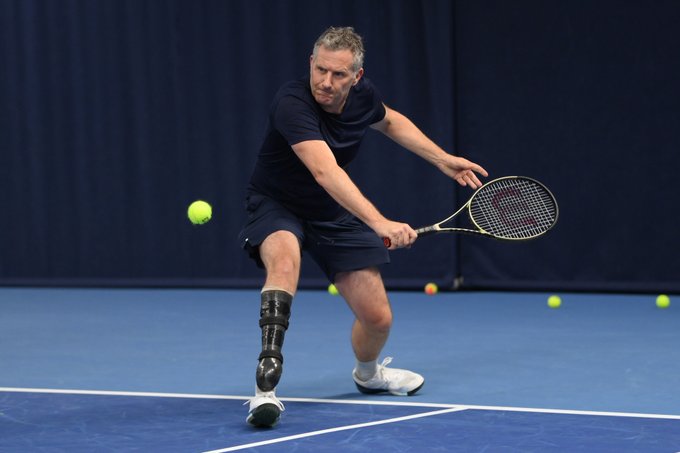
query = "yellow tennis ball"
xmin=424 ymin=282 xmax=438 ymax=295
xmin=547 ymin=295 xmax=561 ymax=308
xmin=328 ymin=283 xmax=339 ymax=296
xmin=656 ymin=294 xmax=670 ymax=309
xmin=187 ymin=200 xmax=212 ymax=225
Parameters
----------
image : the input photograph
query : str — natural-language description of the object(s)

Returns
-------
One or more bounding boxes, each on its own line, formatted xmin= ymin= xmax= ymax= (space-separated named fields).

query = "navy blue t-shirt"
xmin=248 ymin=76 xmax=386 ymax=220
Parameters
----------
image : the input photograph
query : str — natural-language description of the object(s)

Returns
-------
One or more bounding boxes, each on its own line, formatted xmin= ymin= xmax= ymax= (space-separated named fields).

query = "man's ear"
xmin=353 ymin=68 xmax=364 ymax=86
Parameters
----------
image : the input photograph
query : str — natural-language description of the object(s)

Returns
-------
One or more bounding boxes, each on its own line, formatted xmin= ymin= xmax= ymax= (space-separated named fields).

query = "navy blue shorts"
xmin=237 ymin=191 xmax=390 ymax=282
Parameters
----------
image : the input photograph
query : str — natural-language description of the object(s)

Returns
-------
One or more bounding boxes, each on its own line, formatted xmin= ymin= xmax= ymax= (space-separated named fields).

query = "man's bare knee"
xmin=267 ymin=254 xmax=298 ymax=279
xmin=361 ymin=309 xmax=392 ymax=334
xmin=260 ymin=231 xmax=301 ymax=291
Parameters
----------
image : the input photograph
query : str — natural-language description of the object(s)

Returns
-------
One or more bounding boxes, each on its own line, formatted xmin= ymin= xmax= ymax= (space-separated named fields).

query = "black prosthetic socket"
xmin=256 ymin=357 xmax=283 ymax=392
xmin=256 ymin=290 xmax=292 ymax=391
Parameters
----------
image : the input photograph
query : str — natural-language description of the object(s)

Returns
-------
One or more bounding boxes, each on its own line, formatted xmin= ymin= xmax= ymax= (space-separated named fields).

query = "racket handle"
xmin=383 ymin=237 xmax=391 ymax=248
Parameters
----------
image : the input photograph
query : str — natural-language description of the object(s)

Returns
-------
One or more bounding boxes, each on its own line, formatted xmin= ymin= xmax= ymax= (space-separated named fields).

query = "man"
xmin=238 ymin=26 xmax=487 ymax=427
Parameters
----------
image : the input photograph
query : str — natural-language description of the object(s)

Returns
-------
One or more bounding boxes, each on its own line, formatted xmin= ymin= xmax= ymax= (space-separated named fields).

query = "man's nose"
xmin=320 ymin=73 xmax=332 ymax=88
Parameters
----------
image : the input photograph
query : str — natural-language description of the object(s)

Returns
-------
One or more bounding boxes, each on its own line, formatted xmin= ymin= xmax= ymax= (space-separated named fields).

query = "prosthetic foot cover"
xmin=256 ymin=290 xmax=292 ymax=392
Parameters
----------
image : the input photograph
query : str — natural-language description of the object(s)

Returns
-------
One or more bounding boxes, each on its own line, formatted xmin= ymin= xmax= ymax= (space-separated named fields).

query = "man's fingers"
xmin=383 ymin=226 xmax=417 ymax=249
xmin=456 ymin=167 xmax=487 ymax=189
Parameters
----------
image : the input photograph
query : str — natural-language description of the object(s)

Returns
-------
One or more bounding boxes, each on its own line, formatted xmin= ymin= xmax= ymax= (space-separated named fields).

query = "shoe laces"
xmin=243 ymin=390 xmax=285 ymax=411
xmin=374 ymin=357 xmax=395 ymax=380
xmin=379 ymin=357 xmax=393 ymax=368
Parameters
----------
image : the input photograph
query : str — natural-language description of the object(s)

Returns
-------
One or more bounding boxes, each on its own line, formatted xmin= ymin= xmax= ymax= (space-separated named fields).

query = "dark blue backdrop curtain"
xmin=1 ymin=0 xmax=679 ymax=292
xmin=0 ymin=0 xmax=459 ymax=288
xmin=454 ymin=0 xmax=680 ymax=292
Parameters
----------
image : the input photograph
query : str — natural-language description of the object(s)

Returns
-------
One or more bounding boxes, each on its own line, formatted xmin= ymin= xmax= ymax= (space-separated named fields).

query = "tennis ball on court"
xmin=424 ymin=282 xmax=438 ymax=295
xmin=548 ymin=295 xmax=562 ymax=308
xmin=187 ymin=200 xmax=212 ymax=225
xmin=656 ymin=294 xmax=670 ymax=309
xmin=328 ymin=283 xmax=339 ymax=296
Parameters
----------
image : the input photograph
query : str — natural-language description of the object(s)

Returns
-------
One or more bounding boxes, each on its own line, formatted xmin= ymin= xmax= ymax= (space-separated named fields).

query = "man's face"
xmin=309 ymin=46 xmax=363 ymax=114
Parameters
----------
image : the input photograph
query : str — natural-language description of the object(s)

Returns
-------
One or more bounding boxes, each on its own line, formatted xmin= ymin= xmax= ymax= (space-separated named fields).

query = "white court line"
xmin=460 ymin=403 xmax=680 ymax=420
xmin=202 ymin=407 xmax=467 ymax=453
xmin=0 ymin=387 xmax=250 ymax=401
xmin=1 ymin=386 xmax=679 ymax=420
xmin=0 ymin=387 xmax=455 ymax=408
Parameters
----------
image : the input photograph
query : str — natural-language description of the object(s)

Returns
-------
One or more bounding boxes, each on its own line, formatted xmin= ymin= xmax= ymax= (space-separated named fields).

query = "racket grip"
xmin=383 ymin=237 xmax=391 ymax=248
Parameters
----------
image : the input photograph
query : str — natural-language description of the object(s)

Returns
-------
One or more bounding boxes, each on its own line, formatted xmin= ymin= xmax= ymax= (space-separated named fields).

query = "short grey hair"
xmin=312 ymin=26 xmax=365 ymax=73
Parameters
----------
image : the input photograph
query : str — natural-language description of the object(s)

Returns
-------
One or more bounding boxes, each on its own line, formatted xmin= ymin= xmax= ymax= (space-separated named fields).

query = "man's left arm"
xmin=370 ymin=104 xmax=488 ymax=188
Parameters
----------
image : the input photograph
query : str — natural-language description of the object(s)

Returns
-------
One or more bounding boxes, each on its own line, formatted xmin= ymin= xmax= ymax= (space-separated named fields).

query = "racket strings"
xmin=469 ymin=178 xmax=558 ymax=239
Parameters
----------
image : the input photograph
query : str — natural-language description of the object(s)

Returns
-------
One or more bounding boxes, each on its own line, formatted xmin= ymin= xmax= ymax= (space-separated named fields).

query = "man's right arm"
xmin=292 ymin=139 xmax=416 ymax=249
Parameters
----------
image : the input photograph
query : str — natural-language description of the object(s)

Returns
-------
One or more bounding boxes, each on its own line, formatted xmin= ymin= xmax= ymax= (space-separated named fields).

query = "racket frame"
xmin=416 ymin=176 xmax=559 ymax=241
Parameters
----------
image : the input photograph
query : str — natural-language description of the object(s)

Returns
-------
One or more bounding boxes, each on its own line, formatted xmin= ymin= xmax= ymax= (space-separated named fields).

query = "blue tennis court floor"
xmin=1 ymin=288 xmax=678 ymax=451
xmin=2 ymin=388 xmax=679 ymax=452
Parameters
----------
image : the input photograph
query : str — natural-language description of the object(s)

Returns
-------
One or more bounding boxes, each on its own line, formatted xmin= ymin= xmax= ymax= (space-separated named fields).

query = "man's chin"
xmin=315 ymin=96 xmax=335 ymax=108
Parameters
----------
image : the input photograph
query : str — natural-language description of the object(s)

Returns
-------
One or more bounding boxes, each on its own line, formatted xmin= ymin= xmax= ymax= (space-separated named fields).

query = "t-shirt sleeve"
xmin=367 ymin=81 xmax=386 ymax=124
xmin=372 ymin=100 xmax=386 ymax=124
xmin=273 ymin=95 xmax=324 ymax=146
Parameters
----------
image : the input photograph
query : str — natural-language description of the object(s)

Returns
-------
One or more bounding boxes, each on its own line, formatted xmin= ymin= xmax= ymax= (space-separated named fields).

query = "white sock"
xmin=355 ymin=359 xmax=378 ymax=380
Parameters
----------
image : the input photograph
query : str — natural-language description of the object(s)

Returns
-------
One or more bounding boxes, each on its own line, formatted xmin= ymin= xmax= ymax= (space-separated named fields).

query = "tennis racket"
xmin=384 ymin=176 xmax=558 ymax=247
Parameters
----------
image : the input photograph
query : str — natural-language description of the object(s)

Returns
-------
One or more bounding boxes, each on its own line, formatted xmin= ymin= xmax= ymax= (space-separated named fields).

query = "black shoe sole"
xmin=355 ymin=380 xmax=425 ymax=396
xmin=247 ymin=403 xmax=281 ymax=428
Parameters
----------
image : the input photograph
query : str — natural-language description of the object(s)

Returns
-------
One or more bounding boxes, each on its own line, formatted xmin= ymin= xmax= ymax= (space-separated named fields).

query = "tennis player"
xmin=238 ymin=26 xmax=488 ymax=427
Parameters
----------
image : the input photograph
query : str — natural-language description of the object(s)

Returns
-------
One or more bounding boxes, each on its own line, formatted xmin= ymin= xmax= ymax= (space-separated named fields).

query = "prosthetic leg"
xmin=247 ymin=289 xmax=292 ymax=427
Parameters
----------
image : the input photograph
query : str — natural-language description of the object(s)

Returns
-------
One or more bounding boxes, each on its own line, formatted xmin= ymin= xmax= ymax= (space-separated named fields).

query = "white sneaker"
xmin=245 ymin=387 xmax=285 ymax=427
xmin=352 ymin=357 xmax=425 ymax=396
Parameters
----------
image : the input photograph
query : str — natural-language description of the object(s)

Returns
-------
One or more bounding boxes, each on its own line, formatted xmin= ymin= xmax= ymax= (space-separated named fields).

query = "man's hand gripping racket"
xmin=383 ymin=176 xmax=559 ymax=248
